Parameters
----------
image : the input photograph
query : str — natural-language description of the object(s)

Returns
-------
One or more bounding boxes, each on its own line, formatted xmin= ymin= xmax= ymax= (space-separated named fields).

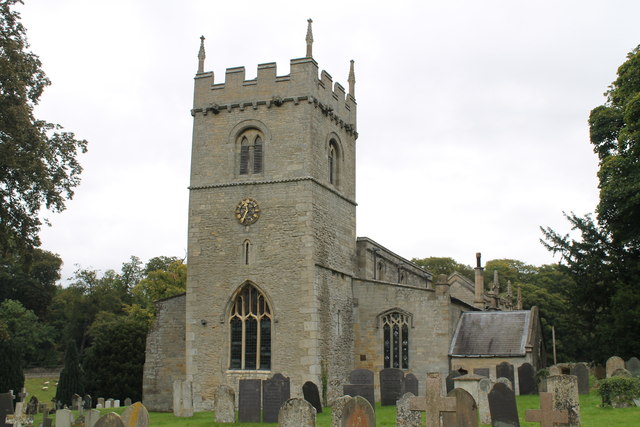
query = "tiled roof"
xmin=449 ymin=310 xmax=531 ymax=357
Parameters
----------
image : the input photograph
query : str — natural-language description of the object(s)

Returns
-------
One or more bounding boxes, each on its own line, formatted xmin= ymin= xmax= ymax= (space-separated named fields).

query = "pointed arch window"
xmin=328 ymin=139 xmax=340 ymax=186
xmin=381 ymin=311 xmax=410 ymax=369
xmin=229 ymin=284 xmax=272 ymax=370
xmin=238 ymin=130 xmax=264 ymax=176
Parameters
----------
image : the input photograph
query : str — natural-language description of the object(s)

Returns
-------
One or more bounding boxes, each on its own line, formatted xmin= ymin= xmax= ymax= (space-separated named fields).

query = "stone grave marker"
xmin=445 ymin=370 xmax=462 ymax=394
xmin=173 ymin=380 xmax=193 ymax=417
xmin=343 ymin=368 xmax=375 ymax=408
xmin=341 ymin=395 xmax=375 ymax=427
xmin=410 ymin=372 xmax=476 ymax=427
xmin=594 ymin=364 xmax=606 ymax=379
xmin=124 ymin=397 xmax=132 ymax=407
xmin=442 ymin=388 xmax=478 ymax=427
xmin=606 ymin=356 xmax=625 ymax=378
xmin=496 ymin=362 xmax=515 ymax=389
xmin=85 ymin=408 xmax=101 ymax=427
xmin=105 ymin=398 xmax=113 ymax=409
xmin=474 ymin=368 xmax=490 ymax=378
xmin=496 ymin=377 xmax=513 ymax=390
xmin=26 ymin=395 xmax=38 ymax=417
xmin=396 ymin=392 xmax=420 ymax=427
xmin=302 ymin=381 xmax=322 ymax=414
xmin=478 ymin=378 xmax=492 ymax=425
xmin=83 ymin=394 xmax=92 ymax=410
xmin=547 ymin=375 xmax=580 ymax=426
xmin=96 ymin=403 xmax=103 ymax=409
xmin=331 ymin=395 xmax=352 ymax=427
xmin=453 ymin=373 xmax=484 ymax=406
xmin=525 ymin=392 xmax=569 ymax=427
xmin=120 ymin=401 xmax=150 ymax=427
xmin=97 ymin=398 xmax=105 ymax=408
xmin=42 ymin=417 xmax=53 ymax=427
xmin=55 ymin=408 xmax=74 ymax=427
xmin=379 ymin=368 xmax=405 ymax=406
xmin=626 ymin=357 xmax=640 ymax=377
xmin=488 ymin=382 xmax=519 ymax=426
xmin=238 ymin=379 xmax=261 ymax=423
xmin=278 ymin=398 xmax=316 ymax=427
xmin=262 ymin=373 xmax=291 ymax=423
xmin=570 ymin=363 xmax=590 ymax=395
xmin=404 ymin=373 xmax=418 ymax=396
xmin=612 ymin=368 xmax=632 ymax=377
xmin=94 ymin=412 xmax=125 ymax=427
xmin=72 ymin=394 xmax=82 ymax=411
xmin=114 ymin=399 xmax=120 ymax=408
xmin=213 ymin=384 xmax=235 ymax=423
xmin=5 ymin=401 xmax=29 ymax=427
xmin=548 ymin=365 xmax=561 ymax=376
xmin=0 ymin=392 xmax=12 ymax=427
xmin=518 ymin=363 xmax=536 ymax=395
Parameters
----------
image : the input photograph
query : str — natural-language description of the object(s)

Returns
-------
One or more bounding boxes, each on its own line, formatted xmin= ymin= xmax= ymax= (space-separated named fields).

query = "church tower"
xmin=185 ymin=21 xmax=358 ymax=406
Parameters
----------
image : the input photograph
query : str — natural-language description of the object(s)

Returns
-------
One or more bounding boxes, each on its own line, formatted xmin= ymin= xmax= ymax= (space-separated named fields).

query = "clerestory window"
xmin=229 ymin=283 xmax=272 ymax=370
xmin=382 ymin=311 xmax=410 ymax=369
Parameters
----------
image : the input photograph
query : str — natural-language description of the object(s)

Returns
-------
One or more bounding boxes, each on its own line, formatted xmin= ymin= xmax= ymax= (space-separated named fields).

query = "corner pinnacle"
xmin=306 ymin=19 xmax=313 ymax=58
xmin=348 ymin=59 xmax=356 ymax=98
xmin=197 ymin=35 xmax=206 ymax=74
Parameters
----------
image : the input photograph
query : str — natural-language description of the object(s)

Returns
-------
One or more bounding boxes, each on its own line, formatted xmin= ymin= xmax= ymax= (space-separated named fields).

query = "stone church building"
xmin=142 ymin=22 xmax=545 ymax=412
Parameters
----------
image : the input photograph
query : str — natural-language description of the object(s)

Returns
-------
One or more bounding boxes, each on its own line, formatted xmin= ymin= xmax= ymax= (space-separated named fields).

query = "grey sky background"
xmin=18 ymin=0 xmax=640 ymax=282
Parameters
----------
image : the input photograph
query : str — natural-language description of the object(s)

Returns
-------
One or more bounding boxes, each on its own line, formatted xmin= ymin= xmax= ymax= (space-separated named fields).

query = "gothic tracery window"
xmin=328 ymin=139 xmax=339 ymax=186
xmin=229 ymin=284 xmax=272 ymax=370
xmin=382 ymin=311 xmax=410 ymax=369
xmin=238 ymin=130 xmax=264 ymax=176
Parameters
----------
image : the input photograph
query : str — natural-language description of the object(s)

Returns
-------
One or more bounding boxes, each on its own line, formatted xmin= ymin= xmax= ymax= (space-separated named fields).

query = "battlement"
xmin=193 ymin=57 xmax=357 ymax=130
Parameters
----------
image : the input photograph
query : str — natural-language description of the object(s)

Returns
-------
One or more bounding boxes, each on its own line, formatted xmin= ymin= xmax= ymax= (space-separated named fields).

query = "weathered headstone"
xmin=496 ymin=362 xmax=515 ymax=389
xmin=548 ymin=365 xmax=561 ymax=376
xmin=626 ymin=357 xmax=640 ymax=377
xmin=124 ymin=397 xmax=132 ymax=407
xmin=446 ymin=370 xmax=462 ymax=394
xmin=546 ymin=375 xmax=580 ymax=426
xmin=570 ymin=363 xmax=590 ymax=395
xmin=341 ymin=395 xmax=375 ymax=427
xmin=380 ymin=368 xmax=405 ymax=406
xmin=410 ymin=372 xmax=478 ymax=427
xmin=442 ymin=388 xmax=479 ymax=427
xmin=94 ymin=412 xmax=125 ymax=427
xmin=525 ymin=392 xmax=569 ymax=427
xmin=41 ymin=417 xmax=53 ymax=427
xmin=488 ymin=382 xmax=520 ymax=427
xmin=262 ymin=373 xmax=290 ymax=423
xmin=26 ymin=395 xmax=38 ymax=416
xmin=606 ymin=356 xmax=625 ymax=378
xmin=343 ymin=369 xmax=375 ymax=408
xmin=396 ymin=392 xmax=421 ymax=427
xmin=120 ymin=401 xmax=150 ymax=427
xmin=85 ymin=408 xmax=101 ymax=427
xmin=454 ymin=373 xmax=484 ymax=406
xmin=0 ymin=392 xmax=12 ymax=427
xmin=172 ymin=380 xmax=193 ymax=417
xmin=302 ymin=381 xmax=322 ymax=414
xmin=518 ymin=363 xmax=536 ymax=395
xmin=213 ymin=384 xmax=235 ymax=423
xmin=238 ymin=379 xmax=261 ymax=423
xmin=496 ymin=377 xmax=513 ymax=390
xmin=97 ymin=398 xmax=105 ymax=408
xmin=83 ymin=394 xmax=92 ymax=410
xmin=114 ymin=399 xmax=120 ymax=408
xmin=594 ymin=364 xmax=606 ymax=380
xmin=404 ymin=373 xmax=418 ymax=396
xmin=278 ymin=398 xmax=316 ymax=427
xmin=474 ymin=368 xmax=490 ymax=378
xmin=72 ymin=394 xmax=82 ymax=411
xmin=478 ymin=378 xmax=493 ymax=425
xmin=96 ymin=403 xmax=103 ymax=409
xmin=612 ymin=368 xmax=632 ymax=377
xmin=331 ymin=395 xmax=352 ymax=427
xmin=105 ymin=398 xmax=113 ymax=409
xmin=55 ymin=408 xmax=74 ymax=427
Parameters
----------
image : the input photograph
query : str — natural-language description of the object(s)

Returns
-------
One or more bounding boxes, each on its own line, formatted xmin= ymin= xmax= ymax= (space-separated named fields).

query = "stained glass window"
xmin=381 ymin=311 xmax=410 ymax=369
xmin=229 ymin=284 xmax=272 ymax=370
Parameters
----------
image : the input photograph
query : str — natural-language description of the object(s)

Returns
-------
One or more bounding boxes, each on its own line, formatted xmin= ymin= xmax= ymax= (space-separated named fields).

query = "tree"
xmin=411 ymin=256 xmax=474 ymax=281
xmin=0 ymin=0 xmax=87 ymax=257
xmin=0 ymin=320 xmax=24 ymax=393
xmin=55 ymin=339 xmax=84 ymax=406
xmin=0 ymin=299 xmax=55 ymax=367
xmin=132 ymin=259 xmax=186 ymax=310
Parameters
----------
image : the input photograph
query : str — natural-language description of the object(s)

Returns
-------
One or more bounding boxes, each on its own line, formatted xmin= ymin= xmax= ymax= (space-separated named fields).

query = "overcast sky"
xmin=18 ymin=0 xmax=640 ymax=282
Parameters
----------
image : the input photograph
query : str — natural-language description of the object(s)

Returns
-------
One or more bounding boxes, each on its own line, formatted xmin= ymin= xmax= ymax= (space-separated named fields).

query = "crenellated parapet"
xmin=192 ymin=57 xmax=357 ymax=137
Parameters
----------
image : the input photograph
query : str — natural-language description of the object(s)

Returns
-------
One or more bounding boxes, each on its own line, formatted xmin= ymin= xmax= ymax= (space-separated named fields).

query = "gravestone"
xmin=548 ymin=365 xmax=561 ymax=376
xmin=120 ymin=401 xmax=150 ymax=427
xmin=488 ymin=382 xmax=520 ymax=427
xmin=454 ymin=373 xmax=484 ymax=406
xmin=570 ymin=363 xmax=590 ymax=395
xmin=96 ymin=403 xmax=103 ymax=409
xmin=85 ymin=409 xmax=101 ymax=427
xmin=496 ymin=377 xmax=513 ymax=390
xmin=478 ymin=378 xmax=493 ymax=425
xmin=410 ymin=372 xmax=478 ymax=427
xmin=525 ymin=392 xmax=569 ymax=427
xmin=124 ymin=397 xmax=132 ymax=407
xmin=396 ymin=392 xmax=420 ymax=427
xmin=83 ymin=394 xmax=92 ymax=410
xmin=238 ymin=379 xmax=261 ymax=423
xmin=446 ymin=370 xmax=462 ymax=394
xmin=262 ymin=373 xmax=291 ymax=423
xmin=594 ymin=365 xmax=606 ymax=380
xmin=546 ymin=375 xmax=580 ymax=426
xmin=55 ymin=408 xmax=74 ymax=427
xmin=442 ymin=388 xmax=479 ymax=427
xmin=341 ymin=395 xmax=375 ymax=427
xmin=379 ymin=368 xmax=405 ymax=406
xmin=302 ymin=381 xmax=322 ymax=414
xmin=173 ymin=380 xmax=193 ymax=417
xmin=606 ymin=356 xmax=625 ymax=378
xmin=94 ymin=412 xmax=126 ymax=427
xmin=496 ymin=362 xmax=515 ymax=389
xmin=26 ymin=396 xmax=38 ymax=416
xmin=114 ymin=399 xmax=120 ymax=408
xmin=343 ymin=369 xmax=375 ymax=408
xmin=213 ymin=384 xmax=235 ymax=423
xmin=0 ymin=392 xmax=12 ymax=427
xmin=72 ymin=394 xmax=82 ymax=411
xmin=105 ymin=398 xmax=113 ymax=409
xmin=518 ymin=363 xmax=536 ymax=395
xmin=42 ymin=417 xmax=53 ymax=427
xmin=97 ymin=398 xmax=105 ymax=408
xmin=474 ymin=368 xmax=490 ymax=378
xmin=404 ymin=373 xmax=418 ymax=396
xmin=331 ymin=395 xmax=352 ymax=427
xmin=626 ymin=357 xmax=640 ymax=377
xmin=278 ymin=398 xmax=316 ymax=427
xmin=612 ymin=368 xmax=632 ymax=377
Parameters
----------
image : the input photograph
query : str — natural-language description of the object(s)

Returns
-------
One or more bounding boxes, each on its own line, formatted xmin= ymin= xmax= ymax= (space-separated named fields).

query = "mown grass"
xmin=20 ymin=376 xmax=640 ymax=426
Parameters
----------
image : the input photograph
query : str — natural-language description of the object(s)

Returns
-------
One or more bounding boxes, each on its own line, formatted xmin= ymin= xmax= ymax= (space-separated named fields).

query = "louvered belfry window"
xmin=382 ymin=312 xmax=409 ymax=369
xmin=238 ymin=130 xmax=264 ymax=176
xmin=229 ymin=284 xmax=272 ymax=370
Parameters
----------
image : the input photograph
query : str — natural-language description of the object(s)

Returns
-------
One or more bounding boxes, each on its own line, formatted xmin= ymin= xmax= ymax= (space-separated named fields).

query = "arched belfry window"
xmin=328 ymin=139 xmax=340 ymax=186
xmin=229 ymin=283 xmax=272 ymax=370
xmin=380 ymin=310 xmax=411 ymax=369
xmin=238 ymin=129 xmax=264 ymax=176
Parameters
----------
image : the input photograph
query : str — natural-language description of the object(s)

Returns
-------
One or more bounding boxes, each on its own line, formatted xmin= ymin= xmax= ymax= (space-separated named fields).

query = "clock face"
xmin=235 ymin=198 xmax=260 ymax=225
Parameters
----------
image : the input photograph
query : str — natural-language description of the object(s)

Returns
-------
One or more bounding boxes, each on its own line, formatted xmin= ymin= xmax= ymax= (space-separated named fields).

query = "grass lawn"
xmin=21 ymin=376 xmax=640 ymax=426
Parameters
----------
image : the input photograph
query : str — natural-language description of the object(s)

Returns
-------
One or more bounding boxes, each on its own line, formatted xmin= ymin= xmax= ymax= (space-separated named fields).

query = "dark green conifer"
xmin=54 ymin=340 xmax=84 ymax=406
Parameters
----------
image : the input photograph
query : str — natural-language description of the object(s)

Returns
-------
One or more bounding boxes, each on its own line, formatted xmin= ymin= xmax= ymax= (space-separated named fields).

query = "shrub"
xmin=597 ymin=376 xmax=640 ymax=407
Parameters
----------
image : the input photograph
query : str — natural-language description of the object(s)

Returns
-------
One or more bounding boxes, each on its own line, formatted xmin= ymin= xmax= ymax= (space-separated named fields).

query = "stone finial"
xmin=475 ymin=252 xmax=481 ymax=268
xmin=305 ymin=19 xmax=314 ymax=58
xmin=506 ymin=280 xmax=513 ymax=310
xmin=474 ymin=252 xmax=485 ymax=309
xmin=348 ymin=60 xmax=356 ymax=97
xmin=492 ymin=270 xmax=499 ymax=294
xmin=197 ymin=36 xmax=206 ymax=74
xmin=517 ymin=286 xmax=523 ymax=310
